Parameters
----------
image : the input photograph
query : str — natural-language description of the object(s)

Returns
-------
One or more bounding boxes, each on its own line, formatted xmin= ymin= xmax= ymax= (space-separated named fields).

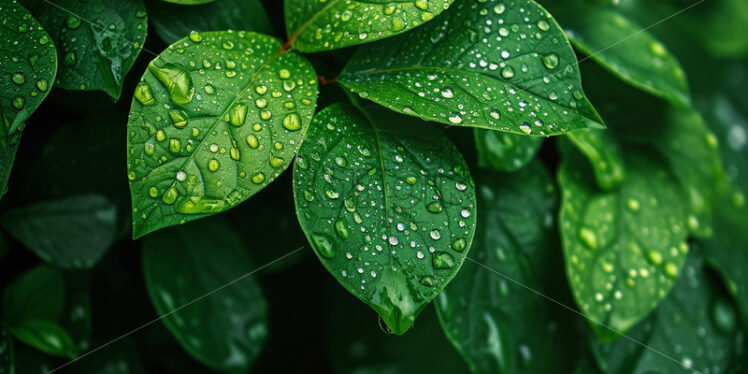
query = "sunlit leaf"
xmin=127 ymin=31 xmax=318 ymax=238
xmin=339 ymin=0 xmax=604 ymax=135
xmin=293 ymin=102 xmax=477 ymax=335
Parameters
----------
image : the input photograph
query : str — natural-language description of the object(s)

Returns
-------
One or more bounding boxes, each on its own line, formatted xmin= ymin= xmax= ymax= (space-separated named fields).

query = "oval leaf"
xmin=284 ymin=0 xmax=455 ymax=52
xmin=293 ymin=103 xmax=477 ymax=335
xmin=0 ymin=0 xmax=57 ymax=135
xmin=143 ymin=217 xmax=268 ymax=372
xmin=474 ymin=129 xmax=543 ymax=172
xmin=559 ymin=143 xmax=689 ymax=338
xmin=149 ymin=0 xmax=272 ymax=44
xmin=437 ymin=162 xmax=582 ymax=374
xmin=339 ymin=0 xmax=604 ymax=135
xmin=551 ymin=3 xmax=690 ymax=107
xmin=5 ymin=320 xmax=77 ymax=359
xmin=127 ymin=31 xmax=318 ymax=238
xmin=0 ymin=194 xmax=117 ymax=269
xmin=19 ymin=0 xmax=148 ymax=100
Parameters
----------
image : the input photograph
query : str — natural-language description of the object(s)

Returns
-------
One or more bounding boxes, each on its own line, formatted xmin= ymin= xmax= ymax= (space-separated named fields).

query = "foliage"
xmin=0 ymin=0 xmax=746 ymax=372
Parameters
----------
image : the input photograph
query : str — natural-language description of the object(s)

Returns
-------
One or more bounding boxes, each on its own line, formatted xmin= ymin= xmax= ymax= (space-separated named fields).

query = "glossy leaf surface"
xmin=5 ymin=320 xmax=76 ymax=359
xmin=0 ymin=0 xmax=57 ymax=134
xmin=143 ymin=217 xmax=268 ymax=372
xmin=284 ymin=0 xmax=455 ymax=52
xmin=149 ymin=0 xmax=272 ymax=44
xmin=293 ymin=103 xmax=477 ymax=334
xmin=559 ymin=144 xmax=689 ymax=338
xmin=551 ymin=3 xmax=690 ymax=107
xmin=0 ymin=194 xmax=117 ymax=269
xmin=437 ymin=162 xmax=581 ymax=374
xmin=340 ymin=0 xmax=604 ymax=135
xmin=20 ymin=0 xmax=147 ymax=100
xmin=127 ymin=31 xmax=318 ymax=238
xmin=473 ymin=129 xmax=543 ymax=172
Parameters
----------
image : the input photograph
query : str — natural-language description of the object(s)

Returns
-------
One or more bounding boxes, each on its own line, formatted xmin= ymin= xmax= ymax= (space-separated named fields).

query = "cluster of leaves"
xmin=0 ymin=0 xmax=747 ymax=372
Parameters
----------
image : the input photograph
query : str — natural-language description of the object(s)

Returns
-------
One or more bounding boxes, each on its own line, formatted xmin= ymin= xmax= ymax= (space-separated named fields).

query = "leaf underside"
xmin=293 ymin=103 xmax=477 ymax=335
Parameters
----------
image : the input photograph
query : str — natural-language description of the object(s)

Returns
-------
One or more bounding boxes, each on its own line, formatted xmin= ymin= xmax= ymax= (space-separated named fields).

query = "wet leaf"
xmin=293 ymin=102 xmax=477 ymax=335
xmin=127 ymin=31 xmax=318 ymax=238
xmin=0 ymin=326 xmax=13 ymax=374
xmin=559 ymin=143 xmax=689 ymax=339
xmin=551 ymin=3 xmax=690 ymax=107
xmin=0 ymin=0 xmax=57 ymax=135
xmin=0 ymin=194 xmax=117 ymax=269
xmin=149 ymin=0 xmax=272 ymax=44
xmin=284 ymin=0 xmax=455 ymax=52
xmin=142 ymin=217 xmax=268 ymax=372
xmin=20 ymin=0 xmax=148 ymax=100
xmin=473 ymin=129 xmax=543 ymax=172
xmin=567 ymin=129 xmax=625 ymax=190
xmin=339 ymin=0 xmax=604 ymax=135
xmin=436 ymin=162 xmax=582 ymax=374
xmin=591 ymin=254 xmax=741 ymax=374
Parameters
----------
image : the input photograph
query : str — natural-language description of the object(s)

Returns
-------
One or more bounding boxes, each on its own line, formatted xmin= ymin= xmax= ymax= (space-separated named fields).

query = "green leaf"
xmin=0 ymin=194 xmax=117 ymax=269
xmin=293 ymin=102 xmax=477 ymax=335
xmin=0 ymin=140 xmax=20 ymax=201
xmin=127 ymin=31 xmax=318 ymax=238
xmin=5 ymin=320 xmax=76 ymax=359
xmin=591 ymin=253 xmax=741 ymax=374
xmin=0 ymin=0 xmax=57 ymax=134
xmin=339 ymin=0 xmax=604 ymax=135
xmin=284 ymin=0 xmax=455 ymax=52
xmin=2 ymin=265 xmax=64 ymax=324
xmin=559 ymin=143 xmax=689 ymax=339
xmin=67 ymin=338 xmax=144 ymax=374
xmin=567 ymin=129 xmax=625 ymax=190
xmin=149 ymin=0 xmax=272 ymax=45
xmin=0 ymin=326 xmax=12 ymax=374
xmin=550 ymin=3 xmax=690 ymax=107
xmin=473 ymin=129 xmax=543 ymax=172
xmin=142 ymin=217 xmax=268 ymax=372
xmin=19 ymin=0 xmax=148 ymax=100
xmin=436 ymin=161 xmax=582 ymax=374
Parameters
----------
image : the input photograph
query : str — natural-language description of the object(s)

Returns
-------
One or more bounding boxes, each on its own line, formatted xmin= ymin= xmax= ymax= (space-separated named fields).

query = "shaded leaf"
xmin=148 ymin=0 xmax=272 ymax=44
xmin=473 ymin=129 xmax=543 ymax=172
xmin=0 ymin=194 xmax=117 ymax=269
xmin=0 ymin=326 xmax=12 ymax=374
xmin=5 ymin=320 xmax=76 ymax=359
xmin=551 ymin=2 xmax=690 ymax=107
xmin=127 ymin=31 xmax=318 ymax=238
xmin=559 ymin=143 xmax=689 ymax=338
xmin=67 ymin=338 xmax=144 ymax=374
xmin=567 ymin=129 xmax=625 ymax=190
xmin=436 ymin=162 xmax=583 ymax=373
xmin=20 ymin=0 xmax=148 ymax=100
xmin=0 ymin=140 xmax=19 ymax=201
xmin=2 ymin=265 xmax=64 ymax=324
xmin=293 ymin=102 xmax=477 ymax=335
xmin=142 ymin=217 xmax=268 ymax=372
xmin=284 ymin=0 xmax=455 ymax=52
xmin=339 ymin=0 xmax=604 ymax=135
xmin=162 ymin=0 xmax=214 ymax=4
xmin=0 ymin=0 xmax=57 ymax=135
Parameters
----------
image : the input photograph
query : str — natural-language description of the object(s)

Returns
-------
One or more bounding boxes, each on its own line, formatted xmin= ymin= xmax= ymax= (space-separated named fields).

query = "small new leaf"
xmin=293 ymin=103 xmax=477 ymax=335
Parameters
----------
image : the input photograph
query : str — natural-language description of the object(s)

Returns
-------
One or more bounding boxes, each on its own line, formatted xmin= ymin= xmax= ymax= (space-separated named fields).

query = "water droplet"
xmin=426 ymin=201 xmax=443 ymax=213
xmin=283 ymin=113 xmax=301 ymax=131
xmin=501 ymin=66 xmax=515 ymax=79
xmin=452 ymin=238 xmax=467 ymax=252
xmin=246 ymin=134 xmax=259 ymax=148
xmin=189 ymin=31 xmax=203 ymax=43
xmin=64 ymin=52 xmax=76 ymax=66
xmin=312 ymin=233 xmax=336 ymax=259
xmin=627 ymin=198 xmax=640 ymax=211
xmin=519 ymin=123 xmax=532 ymax=135
xmin=162 ymin=187 xmax=178 ymax=205
xmin=579 ymin=228 xmax=598 ymax=250
xmin=433 ymin=252 xmax=455 ymax=269
xmin=12 ymin=97 xmax=24 ymax=110
xmin=251 ymin=173 xmax=265 ymax=184
xmin=430 ymin=229 xmax=441 ymax=240
xmin=541 ymin=53 xmax=559 ymax=69
xmin=134 ymin=81 xmax=156 ymax=106
xmin=148 ymin=62 xmax=195 ymax=104
xmin=11 ymin=73 xmax=25 ymax=85
xmin=36 ymin=79 xmax=48 ymax=92
xmin=441 ymin=87 xmax=454 ymax=99
xmin=230 ymin=103 xmax=248 ymax=126
xmin=278 ymin=69 xmax=291 ymax=79
xmin=664 ymin=262 xmax=678 ymax=278
xmin=208 ymin=159 xmax=220 ymax=171
xmin=169 ymin=109 xmax=188 ymax=128
xmin=65 ymin=15 xmax=81 ymax=29
xmin=712 ymin=298 xmax=737 ymax=333
xmin=647 ymin=250 xmax=663 ymax=265
xmin=334 ymin=220 xmax=349 ymax=239
xmin=537 ymin=20 xmax=550 ymax=31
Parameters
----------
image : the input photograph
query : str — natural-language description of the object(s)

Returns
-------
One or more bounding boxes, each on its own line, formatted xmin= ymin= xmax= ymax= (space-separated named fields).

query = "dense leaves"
xmin=559 ymin=144 xmax=689 ymax=338
xmin=293 ymin=103 xmax=476 ymax=334
xmin=339 ymin=0 xmax=604 ymax=135
xmin=20 ymin=0 xmax=148 ymax=100
xmin=0 ymin=0 xmax=57 ymax=137
xmin=143 ymin=217 xmax=268 ymax=372
xmin=437 ymin=162 xmax=581 ymax=374
xmin=284 ymin=0 xmax=455 ymax=52
xmin=127 ymin=31 xmax=318 ymax=238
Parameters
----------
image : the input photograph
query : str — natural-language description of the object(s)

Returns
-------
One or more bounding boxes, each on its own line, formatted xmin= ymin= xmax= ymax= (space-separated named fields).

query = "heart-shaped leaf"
xmin=293 ymin=102 xmax=477 ymax=335
xmin=19 ymin=0 xmax=148 ymax=100
xmin=339 ymin=0 xmax=604 ymax=135
xmin=127 ymin=31 xmax=318 ymax=238
xmin=143 ymin=217 xmax=268 ymax=372
xmin=473 ymin=129 xmax=543 ymax=172
xmin=551 ymin=3 xmax=690 ymax=107
xmin=0 ymin=194 xmax=117 ymax=269
xmin=559 ymin=142 xmax=689 ymax=339
xmin=149 ymin=0 xmax=272 ymax=44
xmin=284 ymin=0 xmax=455 ymax=52
xmin=0 ymin=0 xmax=57 ymax=135
xmin=437 ymin=162 xmax=582 ymax=374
